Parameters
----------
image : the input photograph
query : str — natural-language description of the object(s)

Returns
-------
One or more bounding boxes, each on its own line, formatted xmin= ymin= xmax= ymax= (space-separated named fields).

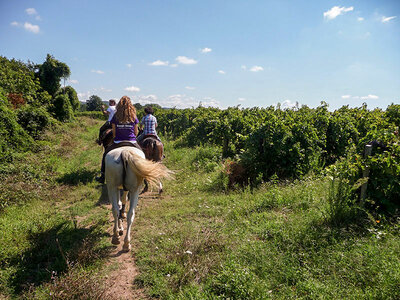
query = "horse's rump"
xmin=106 ymin=147 xmax=171 ymax=189
xmin=140 ymin=137 xmax=163 ymax=162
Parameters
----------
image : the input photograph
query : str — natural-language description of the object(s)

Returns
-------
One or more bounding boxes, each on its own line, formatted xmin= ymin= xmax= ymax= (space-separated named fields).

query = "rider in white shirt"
xmin=97 ymin=99 xmax=116 ymax=144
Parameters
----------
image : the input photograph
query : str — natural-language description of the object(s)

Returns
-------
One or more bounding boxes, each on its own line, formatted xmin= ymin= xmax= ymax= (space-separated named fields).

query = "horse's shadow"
xmin=8 ymin=221 xmax=110 ymax=296
xmin=57 ymin=168 xmax=98 ymax=186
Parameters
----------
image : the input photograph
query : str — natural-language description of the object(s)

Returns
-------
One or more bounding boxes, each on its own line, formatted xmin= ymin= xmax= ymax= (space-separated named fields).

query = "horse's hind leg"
xmin=120 ymin=190 xmax=128 ymax=219
xmin=159 ymin=181 xmax=163 ymax=195
xmin=140 ymin=180 xmax=148 ymax=194
xmin=107 ymin=185 xmax=121 ymax=245
xmin=123 ymin=189 xmax=140 ymax=252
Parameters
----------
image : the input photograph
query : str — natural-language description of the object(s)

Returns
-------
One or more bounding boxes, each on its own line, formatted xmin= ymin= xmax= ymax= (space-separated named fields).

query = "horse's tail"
xmin=153 ymin=140 xmax=163 ymax=162
xmin=121 ymin=149 xmax=172 ymax=187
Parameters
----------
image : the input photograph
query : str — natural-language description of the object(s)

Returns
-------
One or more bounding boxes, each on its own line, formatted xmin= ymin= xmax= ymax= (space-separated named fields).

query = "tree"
xmin=59 ymin=86 xmax=80 ymax=111
xmin=36 ymin=54 xmax=70 ymax=96
xmin=0 ymin=56 xmax=51 ymax=107
xmin=86 ymin=95 xmax=103 ymax=111
xmin=52 ymin=94 xmax=73 ymax=121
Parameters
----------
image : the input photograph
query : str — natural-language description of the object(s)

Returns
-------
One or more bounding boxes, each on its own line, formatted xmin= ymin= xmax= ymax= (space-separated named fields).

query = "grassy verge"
xmin=133 ymin=141 xmax=400 ymax=299
xmin=0 ymin=117 xmax=112 ymax=299
xmin=1 ymin=117 xmax=399 ymax=299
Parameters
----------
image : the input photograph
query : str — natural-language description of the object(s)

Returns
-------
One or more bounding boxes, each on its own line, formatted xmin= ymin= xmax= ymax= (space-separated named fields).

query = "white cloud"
xmin=134 ymin=94 xmax=158 ymax=104
xmin=358 ymin=17 xmax=364 ymax=21
xmin=280 ymin=99 xmax=297 ymax=109
xmin=323 ymin=6 xmax=354 ymax=20
xmin=100 ymin=87 xmax=112 ymax=92
xmin=26 ymin=8 xmax=41 ymax=21
xmin=151 ymin=94 xmax=220 ymax=109
xmin=26 ymin=8 xmax=37 ymax=15
xmin=342 ymin=94 xmax=379 ymax=100
xmin=250 ymin=66 xmax=264 ymax=72
xmin=218 ymin=70 xmax=226 ymax=74
xmin=170 ymin=64 xmax=178 ymax=68
xmin=241 ymin=65 xmax=247 ymax=70
xmin=361 ymin=94 xmax=379 ymax=100
xmin=24 ymin=22 xmax=40 ymax=34
xmin=176 ymin=56 xmax=198 ymax=65
xmin=149 ymin=60 xmax=169 ymax=66
xmin=238 ymin=97 xmax=246 ymax=102
xmin=200 ymin=97 xmax=220 ymax=108
xmin=185 ymin=86 xmax=195 ymax=90
xmin=69 ymin=79 xmax=79 ymax=84
xmin=381 ymin=16 xmax=396 ymax=23
xmin=127 ymin=64 xmax=132 ymax=68
xmin=125 ymin=86 xmax=140 ymax=92
xmin=201 ymin=47 xmax=212 ymax=53
xmin=91 ymin=70 xmax=104 ymax=74
xmin=77 ymin=91 xmax=91 ymax=101
xmin=11 ymin=21 xmax=20 ymax=26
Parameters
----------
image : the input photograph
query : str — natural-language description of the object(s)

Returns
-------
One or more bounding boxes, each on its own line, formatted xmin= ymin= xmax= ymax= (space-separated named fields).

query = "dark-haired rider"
xmin=137 ymin=106 xmax=161 ymax=144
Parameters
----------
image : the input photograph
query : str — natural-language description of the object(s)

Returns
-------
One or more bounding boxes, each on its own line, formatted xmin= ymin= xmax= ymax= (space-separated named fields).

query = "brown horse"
xmin=139 ymin=135 xmax=164 ymax=194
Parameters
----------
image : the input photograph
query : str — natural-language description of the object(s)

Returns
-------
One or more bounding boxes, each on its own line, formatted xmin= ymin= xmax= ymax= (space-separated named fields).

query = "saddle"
xmin=143 ymin=134 xmax=159 ymax=141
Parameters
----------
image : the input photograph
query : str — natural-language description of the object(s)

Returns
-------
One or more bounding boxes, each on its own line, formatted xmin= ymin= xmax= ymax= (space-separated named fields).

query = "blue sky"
xmin=1 ymin=0 xmax=399 ymax=109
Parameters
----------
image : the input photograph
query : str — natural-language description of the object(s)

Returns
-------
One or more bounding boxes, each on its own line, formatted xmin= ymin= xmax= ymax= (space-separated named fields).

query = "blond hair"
xmin=115 ymin=96 xmax=137 ymax=123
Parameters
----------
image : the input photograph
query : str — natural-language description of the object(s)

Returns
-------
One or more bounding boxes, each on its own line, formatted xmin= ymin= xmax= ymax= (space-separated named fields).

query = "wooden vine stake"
xmin=360 ymin=144 xmax=373 ymax=205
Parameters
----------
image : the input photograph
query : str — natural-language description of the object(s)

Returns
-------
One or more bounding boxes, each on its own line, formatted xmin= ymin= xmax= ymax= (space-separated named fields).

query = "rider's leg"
xmin=96 ymin=142 xmax=120 ymax=183
xmin=136 ymin=133 xmax=144 ymax=144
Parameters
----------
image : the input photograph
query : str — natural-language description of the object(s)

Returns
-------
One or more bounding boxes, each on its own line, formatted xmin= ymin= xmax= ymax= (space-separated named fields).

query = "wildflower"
xmin=376 ymin=220 xmax=380 ymax=223
xmin=185 ymin=250 xmax=193 ymax=255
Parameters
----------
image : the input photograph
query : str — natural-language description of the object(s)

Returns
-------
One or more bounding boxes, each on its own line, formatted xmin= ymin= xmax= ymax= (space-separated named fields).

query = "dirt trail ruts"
xmin=103 ymin=191 xmax=162 ymax=300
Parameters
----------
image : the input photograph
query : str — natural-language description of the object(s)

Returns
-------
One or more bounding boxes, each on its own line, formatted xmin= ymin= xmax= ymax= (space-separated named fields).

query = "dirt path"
xmin=103 ymin=191 xmax=162 ymax=300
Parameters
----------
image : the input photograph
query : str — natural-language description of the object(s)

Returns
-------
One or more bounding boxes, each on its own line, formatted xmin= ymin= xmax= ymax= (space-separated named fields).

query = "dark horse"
xmin=139 ymin=134 xmax=164 ymax=194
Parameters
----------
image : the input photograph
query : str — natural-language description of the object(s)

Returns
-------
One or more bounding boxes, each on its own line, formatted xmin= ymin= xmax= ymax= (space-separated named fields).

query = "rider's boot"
xmin=95 ymin=172 xmax=105 ymax=184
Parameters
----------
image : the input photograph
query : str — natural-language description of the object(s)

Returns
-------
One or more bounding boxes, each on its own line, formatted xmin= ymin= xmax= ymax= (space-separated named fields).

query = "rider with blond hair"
xmin=96 ymin=96 xmax=140 ymax=183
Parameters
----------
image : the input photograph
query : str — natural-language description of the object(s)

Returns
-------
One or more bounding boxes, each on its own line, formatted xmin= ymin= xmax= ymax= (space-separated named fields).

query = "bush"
xmin=58 ymin=86 xmax=80 ymax=111
xmin=75 ymin=111 xmax=106 ymax=120
xmin=51 ymin=94 xmax=73 ymax=121
xmin=17 ymin=105 xmax=52 ymax=138
xmin=0 ymin=88 xmax=33 ymax=162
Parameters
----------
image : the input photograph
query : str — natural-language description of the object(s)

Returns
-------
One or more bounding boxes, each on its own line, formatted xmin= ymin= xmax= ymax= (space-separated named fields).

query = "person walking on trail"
xmin=96 ymin=96 xmax=141 ymax=184
xmin=97 ymin=99 xmax=116 ymax=144
xmin=137 ymin=106 xmax=161 ymax=144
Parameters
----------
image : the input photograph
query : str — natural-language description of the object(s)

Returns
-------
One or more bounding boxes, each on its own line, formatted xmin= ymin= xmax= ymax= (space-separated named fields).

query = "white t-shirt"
xmin=107 ymin=106 xmax=116 ymax=122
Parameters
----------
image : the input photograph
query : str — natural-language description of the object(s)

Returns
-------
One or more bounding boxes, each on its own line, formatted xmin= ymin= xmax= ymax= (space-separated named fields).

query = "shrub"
xmin=58 ymin=86 xmax=80 ymax=111
xmin=0 ymin=88 xmax=33 ymax=162
xmin=75 ymin=111 xmax=106 ymax=120
xmin=17 ymin=105 xmax=52 ymax=138
xmin=51 ymin=94 xmax=73 ymax=121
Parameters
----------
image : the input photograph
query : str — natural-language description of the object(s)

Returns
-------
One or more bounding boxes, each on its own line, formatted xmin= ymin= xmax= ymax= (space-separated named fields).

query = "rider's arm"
xmin=134 ymin=124 xmax=138 ymax=137
xmin=112 ymin=124 xmax=116 ymax=138
xmin=101 ymin=105 xmax=109 ymax=116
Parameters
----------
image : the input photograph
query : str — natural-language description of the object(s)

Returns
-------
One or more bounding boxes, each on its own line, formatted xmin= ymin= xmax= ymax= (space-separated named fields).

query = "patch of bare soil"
xmin=103 ymin=190 xmax=162 ymax=300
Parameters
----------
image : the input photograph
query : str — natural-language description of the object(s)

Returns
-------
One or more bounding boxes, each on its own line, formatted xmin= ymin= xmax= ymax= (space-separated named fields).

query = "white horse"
xmin=105 ymin=146 xmax=172 ymax=252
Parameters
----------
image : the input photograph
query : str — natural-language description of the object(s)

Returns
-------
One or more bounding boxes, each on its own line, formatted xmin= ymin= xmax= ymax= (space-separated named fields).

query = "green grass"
xmin=0 ymin=117 xmax=112 ymax=298
xmin=1 ymin=117 xmax=399 ymax=299
xmin=133 ymin=141 xmax=400 ymax=299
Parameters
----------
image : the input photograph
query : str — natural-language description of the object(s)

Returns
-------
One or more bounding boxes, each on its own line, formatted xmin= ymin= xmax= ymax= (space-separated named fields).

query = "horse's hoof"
xmin=122 ymin=243 xmax=131 ymax=252
xmin=119 ymin=229 xmax=124 ymax=236
xmin=111 ymin=236 xmax=120 ymax=245
xmin=120 ymin=212 xmax=126 ymax=219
